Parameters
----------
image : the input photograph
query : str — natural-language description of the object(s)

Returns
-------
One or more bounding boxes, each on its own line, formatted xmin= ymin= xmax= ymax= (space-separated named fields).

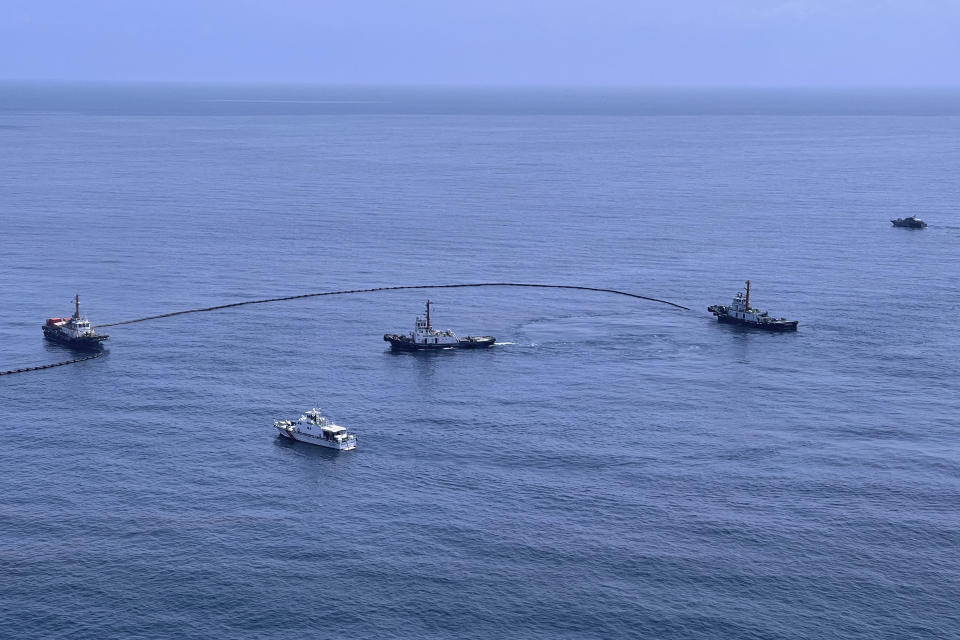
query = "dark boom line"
xmin=2 ymin=282 xmax=689 ymax=376
xmin=95 ymin=282 xmax=689 ymax=327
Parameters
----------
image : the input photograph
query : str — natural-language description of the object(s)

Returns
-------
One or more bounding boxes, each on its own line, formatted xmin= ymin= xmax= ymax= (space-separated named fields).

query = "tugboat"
xmin=42 ymin=294 xmax=109 ymax=350
xmin=891 ymin=216 xmax=927 ymax=229
xmin=707 ymin=281 xmax=798 ymax=332
xmin=273 ymin=408 xmax=357 ymax=450
xmin=383 ymin=300 xmax=496 ymax=351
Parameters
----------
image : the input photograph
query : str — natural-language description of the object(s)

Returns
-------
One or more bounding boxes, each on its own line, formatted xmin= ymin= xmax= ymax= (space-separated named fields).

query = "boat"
xmin=383 ymin=300 xmax=496 ymax=351
xmin=273 ymin=408 xmax=357 ymax=450
xmin=891 ymin=216 xmax=927 ymax=228
xmin=707 ymin=281 xmax=798 ymax=331
xmin=42 ymin=294 xmax=109 ymax=350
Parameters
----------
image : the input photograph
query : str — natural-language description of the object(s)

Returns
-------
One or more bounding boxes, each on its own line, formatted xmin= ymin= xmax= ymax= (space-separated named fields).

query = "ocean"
xmin=1 ymin=85 xmax=958 ymax=639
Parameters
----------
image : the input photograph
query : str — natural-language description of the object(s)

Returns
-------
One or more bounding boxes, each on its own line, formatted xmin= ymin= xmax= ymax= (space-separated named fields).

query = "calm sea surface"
xmin=1 ymin=86 xmax=958 ymax=639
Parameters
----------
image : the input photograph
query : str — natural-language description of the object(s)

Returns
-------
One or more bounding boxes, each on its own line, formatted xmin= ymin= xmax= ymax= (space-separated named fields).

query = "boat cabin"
xmin=301 ymin=410 xmax=328 ymax=426
xmin=408 ymin=300 xmax=461 ymax=345
xmin=321 ymin=424 xmax=351 ymax=441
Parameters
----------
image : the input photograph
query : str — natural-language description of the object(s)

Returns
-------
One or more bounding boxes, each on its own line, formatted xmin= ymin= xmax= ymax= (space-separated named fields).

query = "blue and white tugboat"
xmin=383 ymin=300 xmax=496 ymax=351
xmin=708 ymin=281 xmax=798 ymax=332
xmin=42 ymin=294 xmax=109 ymax=350
xmin=273 ymin=408 xmax=357 ymax=450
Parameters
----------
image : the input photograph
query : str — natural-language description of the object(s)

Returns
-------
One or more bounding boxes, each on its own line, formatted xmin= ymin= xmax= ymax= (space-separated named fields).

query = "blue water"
xmin=1 ymin=86 xmax=958 ymax=639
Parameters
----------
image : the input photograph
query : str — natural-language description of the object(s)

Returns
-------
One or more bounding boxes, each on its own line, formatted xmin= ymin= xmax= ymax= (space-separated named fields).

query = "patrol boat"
xmin=891 ymin=216 xmax=927 ymax=229
xmin=383 ymin=300 xmax=496 ymax=351
xmin=273 ymin=408 xmax=357 ymax=450
xmin=707 ymin=281 xmax=798 ymax=332
xmin=42 ymin=294 xmax=109 ymax=350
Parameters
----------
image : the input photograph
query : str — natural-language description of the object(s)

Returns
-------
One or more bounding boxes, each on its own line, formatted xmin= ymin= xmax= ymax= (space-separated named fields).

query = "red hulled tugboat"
xmin=384 ymin=300 xmax=496 ymax=351
xmin=42 ymin=294 xmax=109 ymax=350
xmin=708 ymin=281 xmax=798 ymax=332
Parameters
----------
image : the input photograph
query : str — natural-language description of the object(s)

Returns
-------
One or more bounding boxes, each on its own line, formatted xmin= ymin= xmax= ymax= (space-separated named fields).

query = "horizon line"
xmin=3 ymin=79 xmax=960 ymax=91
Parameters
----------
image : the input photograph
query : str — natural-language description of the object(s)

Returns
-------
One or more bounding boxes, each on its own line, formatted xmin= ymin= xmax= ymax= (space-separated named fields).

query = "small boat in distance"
xmin=708 ymin=281 xmax=798 ymax=332
xmin=274 ymin=408 xmax=357 ymax=450
xmin=891 ymin=216 xmax=927 ymax=229
xmin=42 ymin=294 xmax=109 ymax=350
xmin=383 ymin=300 xmax=496 ymax=351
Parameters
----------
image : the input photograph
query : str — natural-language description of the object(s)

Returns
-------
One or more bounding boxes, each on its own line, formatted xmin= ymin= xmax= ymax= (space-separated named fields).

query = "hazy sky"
xmin=3 ymin=0 xmax=959 ymax=85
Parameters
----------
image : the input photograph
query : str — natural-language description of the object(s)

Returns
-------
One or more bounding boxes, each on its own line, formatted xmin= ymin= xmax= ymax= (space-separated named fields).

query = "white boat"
xmin=273 ymin=408 xmax=357 ymax=450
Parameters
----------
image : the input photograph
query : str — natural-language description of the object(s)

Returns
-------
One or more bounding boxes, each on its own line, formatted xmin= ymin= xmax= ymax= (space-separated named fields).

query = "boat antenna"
xmin=74 ymin=293 xmax=80 ymax=319
xmin=744 ymin=281 xmax=751 ymax=310
xmin=426 ymin=299 xmax=431 ymax=330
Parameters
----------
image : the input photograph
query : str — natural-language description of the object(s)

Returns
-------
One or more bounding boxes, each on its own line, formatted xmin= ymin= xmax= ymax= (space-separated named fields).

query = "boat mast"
xmin=744 ymin=281 xmax=751 ymax=310
xmin=74 ymin=293 xmax=80 ymax=319
xmin=426 ymin=300 xmax=431 ymax=330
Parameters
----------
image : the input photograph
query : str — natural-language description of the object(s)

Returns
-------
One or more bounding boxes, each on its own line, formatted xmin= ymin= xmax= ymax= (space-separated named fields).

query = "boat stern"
xmin=707 ymin=304 xmax=728 ymax=318
xmin=337 ymin=435 xmax=358 ymax=451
